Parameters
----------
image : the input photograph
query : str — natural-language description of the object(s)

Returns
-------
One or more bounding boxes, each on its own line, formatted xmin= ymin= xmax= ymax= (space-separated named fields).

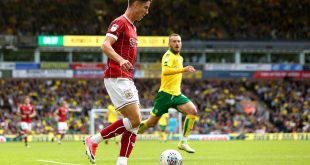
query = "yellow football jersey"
xmin=159 ymin=50 xmax=183 ymax=96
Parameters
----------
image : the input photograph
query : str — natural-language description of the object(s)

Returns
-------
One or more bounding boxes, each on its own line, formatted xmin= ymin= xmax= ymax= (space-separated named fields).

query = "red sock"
xmin=100 ymin=119 xmax=126 ymax=139
xmin=119 ymin=130 xmax=137 ymax=158
xmin=24 ymin=137 xmax=28 ymax=143
xmin=61 ymin=134 xmax=65 ymax=140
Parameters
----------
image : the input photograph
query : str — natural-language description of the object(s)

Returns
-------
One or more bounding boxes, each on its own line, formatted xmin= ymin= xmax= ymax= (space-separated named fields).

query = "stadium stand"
xmin=0 ymin=0 xmax=309 ymax=39
xmin=1 ymin=79 xmax=309 ymax=134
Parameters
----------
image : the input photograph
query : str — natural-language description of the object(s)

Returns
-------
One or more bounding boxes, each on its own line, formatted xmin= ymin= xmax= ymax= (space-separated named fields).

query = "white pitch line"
xmin=37 ymin=159 xmax=81 ymax=165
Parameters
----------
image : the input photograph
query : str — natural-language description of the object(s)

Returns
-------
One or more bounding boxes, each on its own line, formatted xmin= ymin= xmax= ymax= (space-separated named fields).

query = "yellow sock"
xmin=182 ymin=115 xmax=197 ymax=140
xmin=160 ymin=131 xmax=164 ymax=141
xmin=57 ymin=134 xmax=61 ymax=140
xmin=162 ymin=132 xmax=167 ymax=141
xmin=138 ymin=120 xmax=149 ymax=134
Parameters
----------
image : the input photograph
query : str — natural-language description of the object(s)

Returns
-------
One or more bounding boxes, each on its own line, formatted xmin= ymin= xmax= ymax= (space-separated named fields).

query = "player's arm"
xmin=18 ymin=105 xmax=27 ymax=118
xmin=101 ymin=21 xmax=132 ymax=71
xmin=101 ymin=37 xmax=132 ymax=70
xmin=162 ymin=55 xmax=196 ymax=75
xmin=29 ymin=108 xmax=36 ymax=118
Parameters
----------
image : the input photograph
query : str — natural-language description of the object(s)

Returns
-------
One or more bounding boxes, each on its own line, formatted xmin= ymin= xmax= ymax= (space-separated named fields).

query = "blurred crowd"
xmin=0 ymin=0 xmax=308 ymax=40
xmin=0 ymin=79 xmax=309 ymax=135
xmin=254 ymin=80 xmax=309 ymax=133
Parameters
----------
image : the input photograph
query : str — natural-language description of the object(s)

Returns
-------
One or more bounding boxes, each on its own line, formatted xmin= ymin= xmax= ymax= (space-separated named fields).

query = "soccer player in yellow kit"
xmin=158 ymin=113 xmax=169 ymax=141
xmin=138 ymin=33 xmax=198 ymax=153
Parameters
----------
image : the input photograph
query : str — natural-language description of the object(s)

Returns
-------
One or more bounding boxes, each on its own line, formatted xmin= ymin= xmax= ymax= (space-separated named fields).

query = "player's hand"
xmin=183 ymin=66 xmax=196 ymax=72
xmin=119 ymin=59 xmax=133 ymax=71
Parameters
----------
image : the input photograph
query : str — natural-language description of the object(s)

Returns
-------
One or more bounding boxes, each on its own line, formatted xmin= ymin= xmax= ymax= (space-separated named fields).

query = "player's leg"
xmin=57 ymin=122 xmax=67 ymax=144
xmin=19 ymin=122 xmax=30 ymax=147
xmin=54 ymin=122 xmax=60 ymax=143
xmin=168 ymin=127 xmax=174 ymax=140
xmin=59 ymin=132 xmax=65 ymax=144
xmin=85 ymin=117 xmax=128 ymax=163
xmin=84 ymin=78 xmax=140 ymax=164
xmin=15 ymin=122 xmax=25 ymax=141
xmin=24 ymin=123 xmax=32 ymax=147
xmin=104 ymin=122 xmax=116 ymax=145
xmin=174 ymin=95 xmax=198 ymax=153
xmin=138 ymin=115 xmax=161 ymax=134
xmin=115 ymin=103 xmax=141 ymax=165
xmin=138 ymin=91 xmax=171 ymax=134
xmin=159 ymin=125 xmax=167 ymax=141
xmin=177 ymin=102 xmax=198 ymax=153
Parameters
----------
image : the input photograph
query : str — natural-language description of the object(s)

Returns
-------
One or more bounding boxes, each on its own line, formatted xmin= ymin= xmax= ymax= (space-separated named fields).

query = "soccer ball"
xmin=160 ymin=149 xmax=182 ymax=165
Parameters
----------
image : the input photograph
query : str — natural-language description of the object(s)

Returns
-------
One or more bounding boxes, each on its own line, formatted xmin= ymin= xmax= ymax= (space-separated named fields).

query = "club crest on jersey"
xmin=111 ymin=24 xmax=119 ymax=32
xmin=129 ymin=38 xmax=138 ymax=47
xmin=124 ymin=89 xmax=134 ymax=99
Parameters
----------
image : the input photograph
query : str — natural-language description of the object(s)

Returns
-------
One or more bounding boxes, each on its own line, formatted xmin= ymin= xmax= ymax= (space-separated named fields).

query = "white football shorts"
xmin=57 ymin=122 xmax=68 ymax=134
xmin=104 ymin=78 xmax=140 ymax=111
xmin=20 ymin=122 xmax=32 ymax=131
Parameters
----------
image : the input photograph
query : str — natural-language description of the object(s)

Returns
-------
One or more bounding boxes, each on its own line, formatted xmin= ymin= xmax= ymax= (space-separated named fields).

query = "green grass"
xmin=0 ymin=140 xmax=310 ymax=165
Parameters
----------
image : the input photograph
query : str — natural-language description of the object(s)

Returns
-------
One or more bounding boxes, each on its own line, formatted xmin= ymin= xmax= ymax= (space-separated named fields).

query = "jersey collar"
xmin=168 ymin=49 xmax=180 ymax=56
xmin=123 ymin=14 xmax=134 ymax=25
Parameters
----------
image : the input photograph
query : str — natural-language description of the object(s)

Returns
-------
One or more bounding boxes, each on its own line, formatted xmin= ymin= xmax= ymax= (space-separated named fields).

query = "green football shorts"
xmin=159 ymin=125 xmax=167 ymax=131
xmin=151 ymin=91 xmax=191 ymax=117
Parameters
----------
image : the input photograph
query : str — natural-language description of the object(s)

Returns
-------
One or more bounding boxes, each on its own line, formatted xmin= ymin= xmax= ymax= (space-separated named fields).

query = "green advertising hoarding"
xmin=38 ymin=36 xmax=63 ymax=46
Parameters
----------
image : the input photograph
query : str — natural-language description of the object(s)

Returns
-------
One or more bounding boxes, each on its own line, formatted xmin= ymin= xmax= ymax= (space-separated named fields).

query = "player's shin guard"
xmin=119 ymin=129 xmax=137 ymax=158
xmin=137 ymin=120 xmax=149 ymax=134
xmin=182 ymin=115 xmax=197 ymax=141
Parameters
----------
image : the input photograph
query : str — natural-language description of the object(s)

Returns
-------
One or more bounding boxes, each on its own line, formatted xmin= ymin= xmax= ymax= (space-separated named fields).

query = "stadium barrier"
xmin=1 ymin=133 xmax=309 ymax=143
xmin=244 ymin=133 xmax=310 ymax=141
xmin=3 ymin=134 xmax=89 ymax=142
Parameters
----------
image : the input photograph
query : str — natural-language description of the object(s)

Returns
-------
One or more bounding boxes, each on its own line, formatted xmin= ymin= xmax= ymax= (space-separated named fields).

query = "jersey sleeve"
xmin=106 ymin=19 xmax=125 ymax=41
xmin=162 ymin=53 xmax=174 ymax=67
xmin=162 ymin=52 xmax=184 ymax=75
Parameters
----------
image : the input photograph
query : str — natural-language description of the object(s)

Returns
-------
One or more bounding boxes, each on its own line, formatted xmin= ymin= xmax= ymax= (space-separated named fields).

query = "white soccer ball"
xmin=160 ymin=149 xmax=182 ymax=165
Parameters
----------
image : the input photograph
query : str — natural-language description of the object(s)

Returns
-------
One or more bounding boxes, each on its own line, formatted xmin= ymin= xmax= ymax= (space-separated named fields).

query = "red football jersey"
xmin=104 ymin=15 xmax=138 ymax=80
xmin=57 ymin=107 xmax=68 ymax=122
xmin=19 ymin=104 xmax=35 ymax=123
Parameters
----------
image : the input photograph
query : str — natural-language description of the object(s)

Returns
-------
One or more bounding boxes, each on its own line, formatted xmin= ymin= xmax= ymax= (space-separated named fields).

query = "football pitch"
xmin=0 ymin=140 xmax=309 ymax=165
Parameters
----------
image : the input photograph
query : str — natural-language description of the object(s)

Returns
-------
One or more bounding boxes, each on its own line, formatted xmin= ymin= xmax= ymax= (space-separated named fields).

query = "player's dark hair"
xmin=128 ymin=0 xmax=152 ymax=6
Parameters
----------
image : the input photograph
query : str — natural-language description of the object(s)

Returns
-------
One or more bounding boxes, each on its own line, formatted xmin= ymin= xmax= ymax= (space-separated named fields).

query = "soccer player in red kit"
xmin=84 ymin=0 xmax=152 ymax=164
xmin=18 ymin=96 xmax=36 ymax=147
xmin=53 ymin=101 xmax=77 ymax=144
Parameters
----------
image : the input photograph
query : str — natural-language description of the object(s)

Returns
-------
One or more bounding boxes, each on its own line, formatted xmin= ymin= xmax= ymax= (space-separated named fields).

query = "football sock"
xmin=116 ymin=156 xmax=128 ymax=165
xmin=91 ymin=133 xmax=104 ymax=144
xmin=137 ymin=120 xmax=148 ymax=134
xmin=182 ymin=115 xmax=197 ymax=142
xmin=24 ymin=136 xmax=28 ymax=146
xmin=162 ymin=132 xmax=167 ymax=141
xmin=119 ymin=130 xmax=137 ymax=158
xmin=92 ymin=118 xmax=131 ymax=144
